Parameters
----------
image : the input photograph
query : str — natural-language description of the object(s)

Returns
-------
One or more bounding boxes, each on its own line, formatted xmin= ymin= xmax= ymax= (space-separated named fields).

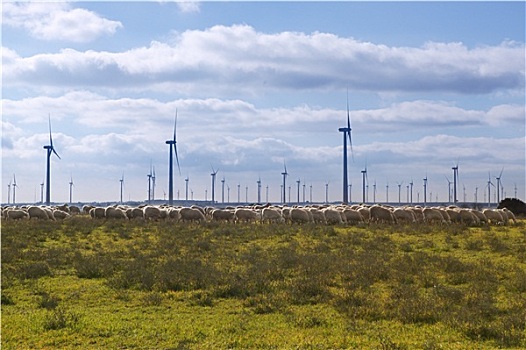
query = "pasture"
xmin=2 ymin=216 xmax=526 ymax=349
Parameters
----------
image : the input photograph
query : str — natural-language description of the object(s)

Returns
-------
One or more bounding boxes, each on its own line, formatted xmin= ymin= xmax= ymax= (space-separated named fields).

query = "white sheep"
xmin=261 ymin=207 xmax=284 ymax=224
xmin=143 ymin=206 xmax=162 ymax=220
xmin=105 ymin=207 xmax=128 ymax=219
xmin=393 ymin=208 xmax=415 ymax=224
xmin=369 ymin=205 xmax=396 ymax=224
xmin=6 ymin=209 xmax=29 ymax=220
xmin=423 ymin=208 xmax=446 ymax=224
xmin=308 ymin=208 xmax=326 ymax=224
xmin=212 ymin=209 xmax=236 ymax=222
xmin=483 ymin=209 xmax=504 ymax=225
xmin=342 ymin=209 xmax=364 ymax=225
xmin=289 ymin=208 xmax=311 ymax=224
xmin=28 ymin=206 xmax=51 ymax=220
xmin=53 ymin=210 xmax=70 ymax=220
xmin=180 ymin=207 xmax=207 ymax=223
xmin=323 ymin=208 xmax=343 ymax=225
xmin=234 ymin=208 xmax=259 ymax=223
xmin=90 ymin=207 xmax=106 ymax=219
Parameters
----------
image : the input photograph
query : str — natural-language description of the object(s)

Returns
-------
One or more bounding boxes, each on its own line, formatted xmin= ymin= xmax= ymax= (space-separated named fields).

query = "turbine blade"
xmin=498 ymin=167 xmax=504 ymax=178
xmin=173 ymin=110 xmax=177 ymax=142
xmin=347 ymin=131 xmax=354 ymax=162
xmin=174 ymin=144 xmax=181 ymax=175
xmin=52 ymin=147 xmax=61 ymax=159
xmin=48 ymin=114 xmax=53 ymax=147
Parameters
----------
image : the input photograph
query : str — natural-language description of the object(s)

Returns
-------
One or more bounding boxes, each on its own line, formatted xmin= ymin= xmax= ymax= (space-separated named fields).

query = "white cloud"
xmin=3 ymin=25 xmax=524 ymax=94
xmin=176 ymin=1 xmax=200 ymax=13
xmin=3 ymin=3 xmax=122 ymax=42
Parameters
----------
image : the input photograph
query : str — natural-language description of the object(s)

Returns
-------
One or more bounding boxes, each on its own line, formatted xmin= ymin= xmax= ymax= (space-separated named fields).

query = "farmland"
xmin=2 ymin=217 xmax=526 ymax=349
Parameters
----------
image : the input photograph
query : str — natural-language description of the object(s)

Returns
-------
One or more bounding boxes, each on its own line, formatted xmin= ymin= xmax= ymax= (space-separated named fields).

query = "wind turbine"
xmin=338 ymin=91 xmax=354 ymax=204
xmin=210 ymin=166 xmax=218 ymax=203
xmin=396 ymin=181 xmax=403 ymax=204
xmin=325 ymin=181 xmax=329 ymax=203
xmin=166 ymin=112 xmax=181 ymax=205
xmin=147 ymin=162 xmax=153 ymax=203
xmin=386 ymin=181 xmax=389 ymax=203
xmin=7 ymin=180 xmax=11 ymax=205
xmin=185 ymin=176 xmax=189 ymax=201
xmin=257 ymin=177 xmax=261 ymax=203
xmin=487 ymin=172 xmax=495 ymax=207
xmin=281 ymin=162 xmax=288 ymax=204
xmin=12 ymin=174 xmax=18 ymax=205
xmin=119 ymin=173 xmax=124 ymax=204
xmin=69 ymin=175 xmax=74 ymax=204
xmin=296 ymin=179 xmax=301 ymax=204
xmin=452 ymin=162 xmax=459 ymax=203
xmin=221 ymin=177 xmax=226 ymax=204
xmin=445 ymin=175 xmax=452 ymax=203
xmin=40 ymin=180 xmax=44 ymax=204
xmin=423 ymin=174 xmax=428 ymax=205
xmin=152 ymin=166 xmax=156 ymax=201
xmin=495 ymin=168 xmax=504 ymax=203
xmin=409 ymin=179 xmax=413 ymax=204
xmin=43 ymin=115 xmax=61 ymax=205
xmin=361 ymin=165 xmax=368 ymax=203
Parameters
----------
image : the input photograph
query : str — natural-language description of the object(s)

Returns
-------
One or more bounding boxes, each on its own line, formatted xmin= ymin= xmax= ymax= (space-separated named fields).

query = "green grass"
xmin=2 ymin=217 xmax=526 ymax=349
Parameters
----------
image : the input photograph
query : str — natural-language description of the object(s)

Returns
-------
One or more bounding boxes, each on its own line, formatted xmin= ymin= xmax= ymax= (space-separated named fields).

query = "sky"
xmin=2 ymin=1 xmax=525 ymax=205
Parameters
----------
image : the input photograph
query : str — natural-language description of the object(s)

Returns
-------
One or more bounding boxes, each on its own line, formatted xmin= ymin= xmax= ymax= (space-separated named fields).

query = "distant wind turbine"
xmin=281 ymin=162 xmax=288 ymax=204
xmin=325 ymin=181 xmax=329 ymax=204
xmin=221 ymin=177 xmax=226 ymax=204
xmin=12 ymin=174 xmax=18 ymax=205
xmin=452 ymin=162 xmax=459 ymax=203
xmin=166 ymin=112 xmax=181 ymax=205
xmin=487 ymin=172 xmax=495 ymax=207
xmin=257 ymin=177 xmax=262 ymax=204
xmin=69 ymin=175 xmax=74 ymax=204
xmin=396 ymin=181 xmax=403 ymax=204
xmin=119 ymin=173 xmax=124 ymax=204
xmin=409 ymin=180 xmax=414 ymax=204
xmin=185 ymin=176 xmax=189 ymax=201
xmin=338 ymin=90 xmax=354 ymax=204
xmin=495 ymin=168 xmax=504 ymax=203
xmin=423 ymin=174 xmax=428 ymax=205
xmin=210 ymin=166 xmax=218 ymax=203
xmin=7 ymin=180 xmax=11 ymax=205
xmin=40 ymin=180 xmax=44 ymax=204
xmin=361 ymin=165 xmax=368 ymax=203
xmin=147 ymin=162 xmax=153 ymax=203
xmin=445 ymin=175 xmax=452 ymax=203
xmin=43 ymin=115 xmax=61 ymax=205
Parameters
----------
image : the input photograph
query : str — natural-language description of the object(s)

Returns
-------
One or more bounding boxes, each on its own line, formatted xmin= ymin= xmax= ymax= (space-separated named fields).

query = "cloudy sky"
xmin=2 ymin=1 xmax=525 ymax=205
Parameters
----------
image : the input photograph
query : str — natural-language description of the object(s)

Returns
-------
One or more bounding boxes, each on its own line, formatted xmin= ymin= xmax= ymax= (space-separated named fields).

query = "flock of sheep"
xmin=2 ymin=202 xmax=518 ymax=226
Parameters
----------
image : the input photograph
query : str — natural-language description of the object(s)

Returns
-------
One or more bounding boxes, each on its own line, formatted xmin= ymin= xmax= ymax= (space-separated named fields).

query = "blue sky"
xmin=2 ymin=1 xmax=525 ymax=204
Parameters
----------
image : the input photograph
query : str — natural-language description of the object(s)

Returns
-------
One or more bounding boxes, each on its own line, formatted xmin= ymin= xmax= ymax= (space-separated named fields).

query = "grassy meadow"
xmin=2 ymin=217 xmax=526 ymax=349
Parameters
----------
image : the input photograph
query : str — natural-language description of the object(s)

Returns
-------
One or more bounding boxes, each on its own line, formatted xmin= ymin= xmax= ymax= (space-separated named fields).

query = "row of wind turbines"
xmin=14 ymin=102 xmax=514 ymax=206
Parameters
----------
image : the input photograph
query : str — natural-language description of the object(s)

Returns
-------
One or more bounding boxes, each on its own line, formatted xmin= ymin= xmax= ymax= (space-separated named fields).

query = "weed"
xmin=37 ymin=291 xmax=60 ymax=310
xmin=42 ymin=306 xmax=80 ymax=331
xmin=142 ymin=291 xmax=163 ymax=306
xmin=18 ymin=261 xmax=52 ymax=279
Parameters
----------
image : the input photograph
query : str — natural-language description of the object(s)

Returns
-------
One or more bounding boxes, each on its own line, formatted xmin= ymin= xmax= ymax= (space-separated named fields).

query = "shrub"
xmin=43 ymin=307 xmax=80 ymax=331
xmin=18 ymin=261 xmax=52 ymax=279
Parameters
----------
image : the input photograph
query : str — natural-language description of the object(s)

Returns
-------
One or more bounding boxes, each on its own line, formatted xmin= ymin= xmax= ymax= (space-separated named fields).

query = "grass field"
xmin=2 ymin=217 xmax=526 ymax=349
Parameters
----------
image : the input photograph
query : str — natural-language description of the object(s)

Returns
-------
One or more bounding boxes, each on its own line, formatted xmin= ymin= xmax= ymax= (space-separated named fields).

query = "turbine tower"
xmin=147 ymin=163 xmax=153 ymax=203
xmin=43 ymin=115 xmax=61 ymax=205
xmin=281 ymin=162 xmax=288 ymax=204
xmin=487 ymin=172 xmax=495 ymax=207
xmin=185 ymin=176 xmax=189 ymax=201
xmin=397 ymin=181 xmax=403 ymax=204
xmin=409 ymin=180 xmax=413 ymax=204
xmin=7 ymin=181 xmax=11 ymax=205
xmin=445 ymin=175 xmax=452 ymax=203
xmin=221 ymin=177 xmax=226 ymax=204
xmin=257 ymin=177 xmax=261 ymax=203
xmin=40 ymin=180 xmax=44 ymax=204
xmin=338 ymin=91 xmax=353 ymax=204
xmin=423 ymin=175 xmax=428 ymax=205
xmin=361 ymin=166 xmax=367 ymax=203
xmin=69 ymin=175 xmax=74 ymax=204
xmin=119 ymin=173 xmax=124 ymax=204
xmin=210 ymin=166 xmax=218 ymax=203
xmin=152 ymin=166 xmax=156 ymax=201
xmin=495 ymin=168 xmax=504 ymax=203
xmin=166 ymin=112 xmax=181 ymax=205
xmin=12 ymin=174 xmax=18 ymax=205
xmin=452 ymin=163 xmax=459 ymax=203
xmin=296 ymin=179 xmax=301 ymax=204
